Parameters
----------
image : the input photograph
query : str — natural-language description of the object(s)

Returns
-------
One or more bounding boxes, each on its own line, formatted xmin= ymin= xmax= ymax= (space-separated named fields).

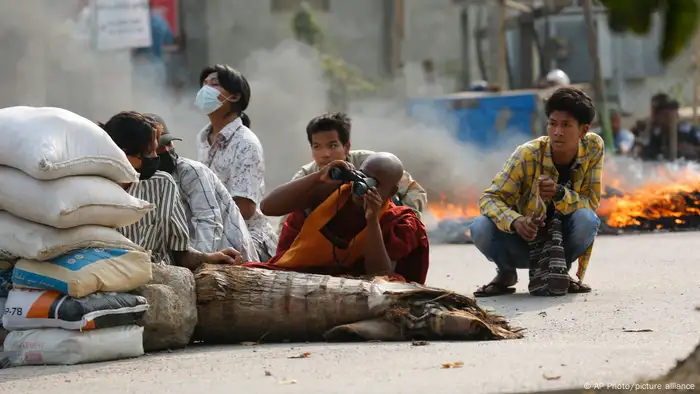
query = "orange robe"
xmin=244 ymin=185 xmax=429 ymax=284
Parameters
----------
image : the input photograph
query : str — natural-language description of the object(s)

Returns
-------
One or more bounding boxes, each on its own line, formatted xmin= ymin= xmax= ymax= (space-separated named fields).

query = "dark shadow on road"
xmin=476 ymin=291 xmax=581 ymax=315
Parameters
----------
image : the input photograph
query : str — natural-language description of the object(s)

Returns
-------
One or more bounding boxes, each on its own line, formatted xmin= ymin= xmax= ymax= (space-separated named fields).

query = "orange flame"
xmin=428 ymin=166 xmax=700 ymax=229
xmin=430 ymin=193 xmax=481 ymax=221
xmin=597 ymin=182 xmax=700 ymax=227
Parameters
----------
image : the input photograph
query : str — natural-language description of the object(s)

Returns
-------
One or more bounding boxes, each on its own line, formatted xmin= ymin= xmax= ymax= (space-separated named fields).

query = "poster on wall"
xmin=93 ymin=0 xmax=153 ymax=51
xmin=150 ymin=0 xmax=179 ymax=49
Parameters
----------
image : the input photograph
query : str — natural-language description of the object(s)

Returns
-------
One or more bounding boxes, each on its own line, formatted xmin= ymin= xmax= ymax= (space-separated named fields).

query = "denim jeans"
xmin=469 ymin=208 xmax=600 ymax=274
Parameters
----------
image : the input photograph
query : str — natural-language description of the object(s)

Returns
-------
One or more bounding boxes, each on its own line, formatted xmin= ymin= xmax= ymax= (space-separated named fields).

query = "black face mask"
xmin=138 ymin=156 xmax=160 ymax=180
xmin=158 ymin=151 xmax=178 ymax=174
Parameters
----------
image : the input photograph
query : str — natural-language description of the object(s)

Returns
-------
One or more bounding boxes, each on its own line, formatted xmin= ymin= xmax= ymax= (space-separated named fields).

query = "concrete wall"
xmin=187 ymin=0 xmax=475 ymax=95
xmin=200 ymin=0 xmax=385 ymax=79
xmin=617 ymin=35 xmax=698 ymax=117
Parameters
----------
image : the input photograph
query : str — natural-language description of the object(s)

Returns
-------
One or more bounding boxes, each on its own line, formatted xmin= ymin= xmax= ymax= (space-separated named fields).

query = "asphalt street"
xmin=0 ymin=232 xmax=698 ymax=394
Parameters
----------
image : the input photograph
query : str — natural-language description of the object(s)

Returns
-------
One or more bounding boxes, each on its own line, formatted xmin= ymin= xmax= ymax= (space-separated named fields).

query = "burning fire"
xmin=428 ymin=169 xmax=700 ymax=230
xmin=597 ymin=182 xmax=700 ymax=228
xmin=429 ymin=194 xmax=481 ymax=221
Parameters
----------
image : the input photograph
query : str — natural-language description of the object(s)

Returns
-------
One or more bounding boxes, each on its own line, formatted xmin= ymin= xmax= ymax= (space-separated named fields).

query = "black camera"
xmin=328 ymin=166 xmax=377 ymax=196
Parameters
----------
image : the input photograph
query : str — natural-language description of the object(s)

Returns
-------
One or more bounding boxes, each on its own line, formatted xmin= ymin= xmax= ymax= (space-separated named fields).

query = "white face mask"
xmin=194 ymin=85 xmax=228 ymax=114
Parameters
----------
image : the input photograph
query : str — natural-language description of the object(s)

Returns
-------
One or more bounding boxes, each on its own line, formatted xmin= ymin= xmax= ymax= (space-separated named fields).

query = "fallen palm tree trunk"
xmin=193 ymin=265 xmax=522 ymax=343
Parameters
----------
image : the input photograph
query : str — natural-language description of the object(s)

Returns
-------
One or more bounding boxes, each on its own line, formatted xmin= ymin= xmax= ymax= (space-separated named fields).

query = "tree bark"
xmin=192 ymin=265 xmax=522 ymax=343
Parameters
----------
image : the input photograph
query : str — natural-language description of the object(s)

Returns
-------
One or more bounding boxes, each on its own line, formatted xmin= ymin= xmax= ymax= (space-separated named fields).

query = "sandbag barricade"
xmin=0 ymin=106 xmax=152 ymax=366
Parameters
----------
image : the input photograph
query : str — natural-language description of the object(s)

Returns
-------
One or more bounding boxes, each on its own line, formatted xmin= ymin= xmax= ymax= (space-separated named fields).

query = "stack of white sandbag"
xmin=0 ymin=106 xmax=155 ymax=366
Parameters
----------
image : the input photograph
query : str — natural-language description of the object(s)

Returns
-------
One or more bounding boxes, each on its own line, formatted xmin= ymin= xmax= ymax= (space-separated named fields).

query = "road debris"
xmin=441 ymin=361 xmax=464 ymax=369
xmin=288 ymin=352 xmax=312 ymax=359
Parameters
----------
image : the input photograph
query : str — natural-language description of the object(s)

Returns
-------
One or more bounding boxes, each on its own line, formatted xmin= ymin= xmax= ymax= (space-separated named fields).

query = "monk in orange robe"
xmin=244 ymin=152 xmax=429 ymax=284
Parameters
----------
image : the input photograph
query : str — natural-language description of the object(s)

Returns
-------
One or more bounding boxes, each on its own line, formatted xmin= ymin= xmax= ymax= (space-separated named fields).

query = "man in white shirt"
xmin=147 ymin=114 xmax=259 ymax=262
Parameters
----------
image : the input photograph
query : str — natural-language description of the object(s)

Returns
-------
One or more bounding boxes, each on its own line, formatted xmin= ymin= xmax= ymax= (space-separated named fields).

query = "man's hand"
xmin=362 ymin=187 xmax=383 ymax=221
xmin=318 ymin=160 xmax=354 ymax=184
xmin=537 ymin=175 xmax=557 ymax=201
xmin=205 ymin=247 xmax=243 ymax=265
xmin=512 ymin=216 xmax=538 ymax=241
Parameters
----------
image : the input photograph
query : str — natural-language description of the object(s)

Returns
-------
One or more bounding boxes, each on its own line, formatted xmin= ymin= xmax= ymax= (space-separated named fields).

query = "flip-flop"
xmin=568 ymin=281 xmax=592 ymax=293
xmin=474 ymin=283 xmax=517 ymax=297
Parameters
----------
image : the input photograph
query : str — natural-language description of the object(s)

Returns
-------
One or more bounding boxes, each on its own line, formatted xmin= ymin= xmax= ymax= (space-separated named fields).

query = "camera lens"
xmin=328 ymin=167 xmax=343 ymax=180
xmin=353 ymin=182 xmax=368 ymax=196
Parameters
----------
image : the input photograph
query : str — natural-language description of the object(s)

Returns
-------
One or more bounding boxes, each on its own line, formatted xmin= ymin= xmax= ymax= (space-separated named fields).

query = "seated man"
xmin=278 ymin=112 xmax=427 ymax=232
xmin=469 ymin=87 xmax=602 ymax=296
xmin=592 ymin=110 xmax=635 ymax=155
xmin=637 ymin=97 xmax=700 ymax=161
xmin=145 ymin=113 xmax=259 ymax=262
xmin=101 ymin=111 xmax=241 ymax=270
xmin=246 ymin=152 xmax=430 ymax=284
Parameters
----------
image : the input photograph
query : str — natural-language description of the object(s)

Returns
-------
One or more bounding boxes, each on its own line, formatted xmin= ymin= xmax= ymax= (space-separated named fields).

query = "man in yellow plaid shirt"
xmin=470 ymin=87 xmax=603 ymax=297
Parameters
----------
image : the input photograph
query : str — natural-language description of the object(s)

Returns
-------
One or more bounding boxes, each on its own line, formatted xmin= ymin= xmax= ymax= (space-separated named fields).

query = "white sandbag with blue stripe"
xmin=12 ymin=248 xmax=152 ymax=298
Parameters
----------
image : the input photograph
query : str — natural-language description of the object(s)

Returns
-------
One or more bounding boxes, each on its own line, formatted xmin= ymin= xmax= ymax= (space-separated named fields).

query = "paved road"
xmin=1 ymin=232 xmax=699 ymax=394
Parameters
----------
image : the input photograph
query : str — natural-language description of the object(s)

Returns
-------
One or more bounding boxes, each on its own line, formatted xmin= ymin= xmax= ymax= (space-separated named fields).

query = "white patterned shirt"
xmin=197 ymin=117 xmax=278 ymax=260
xmin=118 ymin=171 xmax=190 ymax=265
xmin=172 ymin=156 xmax=259 ymax=262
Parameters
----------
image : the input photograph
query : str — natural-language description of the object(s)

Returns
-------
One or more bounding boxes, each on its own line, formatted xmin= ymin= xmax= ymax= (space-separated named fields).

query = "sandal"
xmin=474 ymin=282 xmax=517 ymax=297
xmin=568 ymin=280 xmax=592 ymax=293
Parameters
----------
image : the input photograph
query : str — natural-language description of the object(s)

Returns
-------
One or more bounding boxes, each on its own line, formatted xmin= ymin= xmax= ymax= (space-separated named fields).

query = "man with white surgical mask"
xmin=194 ymin=64 xmax=278 ymax=261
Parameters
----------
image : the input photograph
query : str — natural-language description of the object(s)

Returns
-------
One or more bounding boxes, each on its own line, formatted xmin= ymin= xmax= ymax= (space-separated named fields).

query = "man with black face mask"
xmin=102 ymin=111 xmax=245 ymax=269
xmin=146 ymin=114 xmax=259 ymax=261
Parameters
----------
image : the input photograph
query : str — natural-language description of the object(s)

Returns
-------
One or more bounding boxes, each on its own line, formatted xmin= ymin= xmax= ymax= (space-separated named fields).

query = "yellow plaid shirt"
xmin=479 ymin=133 xmax=605 ymax=281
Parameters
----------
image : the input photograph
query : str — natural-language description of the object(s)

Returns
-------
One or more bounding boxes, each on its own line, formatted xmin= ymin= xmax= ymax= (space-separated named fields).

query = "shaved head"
xmin=359 ymin=152 xmax=404 ymax=200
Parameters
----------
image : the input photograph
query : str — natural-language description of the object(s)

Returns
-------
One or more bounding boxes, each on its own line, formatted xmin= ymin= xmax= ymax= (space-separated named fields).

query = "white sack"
xmin=0 ymin=166 xmax=153 ymax=228
xmin=0 ymin=106 xmax=138 ymax=182
xmin=2 ymin=289 xmax=149 ymax=331
xmin=4 ymin=325 xmax=144 ymax=366
xmin=0 ymin=211 xmax=143 ymax=261
xmin=13 ymin=248 xmax=153 ymax=298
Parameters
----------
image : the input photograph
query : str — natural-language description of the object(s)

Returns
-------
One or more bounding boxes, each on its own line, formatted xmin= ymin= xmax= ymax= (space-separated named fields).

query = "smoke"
xmin=3 ymin=1 xmax=694 ymax=228
xmin=236 ymin=40 xmax=528 ymax=203
xmin=0 ymin=0 xmax=205 ymax=144
xmin=1 ymin=1 xmax=522 ymax=208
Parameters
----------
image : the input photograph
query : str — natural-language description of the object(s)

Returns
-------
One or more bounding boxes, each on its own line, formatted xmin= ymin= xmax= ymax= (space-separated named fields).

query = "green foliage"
xmin=292 ymin=6 xmax=322 ymax=47
xmin=320 ymin=54 xmax=377 ymax=93
xmin=666 ymin=80 xmax=688 ymax=105
xmin=290 ymin=5 xmax=377 ymax=100
xmin=599 ymin=0 xmax=700 ymax=63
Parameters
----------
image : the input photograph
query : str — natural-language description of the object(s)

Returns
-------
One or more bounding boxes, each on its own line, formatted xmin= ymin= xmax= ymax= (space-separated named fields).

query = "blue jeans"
xmin=469 ymin=208 xmax=600 ymax=274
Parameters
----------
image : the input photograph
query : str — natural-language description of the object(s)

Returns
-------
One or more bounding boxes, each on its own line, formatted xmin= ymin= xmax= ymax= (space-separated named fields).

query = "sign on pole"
xmin=92 ymin=0 xmax=153 ymax=51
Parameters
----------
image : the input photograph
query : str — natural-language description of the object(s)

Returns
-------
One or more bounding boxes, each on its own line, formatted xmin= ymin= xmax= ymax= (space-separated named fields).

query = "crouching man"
xmin=470 ymin=87 xmax=602 ymax=297
xmin=245 ymin=152 xmax=430 ymax=284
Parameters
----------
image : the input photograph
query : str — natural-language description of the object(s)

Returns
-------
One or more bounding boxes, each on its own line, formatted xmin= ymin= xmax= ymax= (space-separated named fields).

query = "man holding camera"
xmin=276 ymin=112 xmax=427 ymax=233
xmin=243 ymin=152 xmax=430 ymax=284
